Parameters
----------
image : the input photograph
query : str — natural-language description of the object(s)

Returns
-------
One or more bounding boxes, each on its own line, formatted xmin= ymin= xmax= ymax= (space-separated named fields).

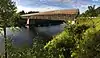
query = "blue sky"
xmin=13 ymin=0 xmax=100 ymax=13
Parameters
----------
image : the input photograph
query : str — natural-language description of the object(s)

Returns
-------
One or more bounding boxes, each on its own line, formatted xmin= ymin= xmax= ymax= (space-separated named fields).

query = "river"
xmin=0 ymin=23 xmax=66 ymax=55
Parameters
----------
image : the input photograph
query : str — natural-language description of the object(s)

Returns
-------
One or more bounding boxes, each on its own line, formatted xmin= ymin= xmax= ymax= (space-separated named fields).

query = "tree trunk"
xmin=3 ymin=26 xmax=8 ymax=58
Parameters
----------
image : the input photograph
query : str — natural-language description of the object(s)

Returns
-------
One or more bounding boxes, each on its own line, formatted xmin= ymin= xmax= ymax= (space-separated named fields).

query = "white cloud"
xmin=72 ymin=5 xmax=89 ymax=14
xmin=40 ymin=0 xmax=72 ymax=2
xmin=92 ymin=0 xmax=98 ymax=1
xmin=54 ymin=0 xmax=72 ymax=2
xmin=17 ymin=5 xmax=63 ymax=12
xmin=12 ymin=0 xmax=65 ymax=12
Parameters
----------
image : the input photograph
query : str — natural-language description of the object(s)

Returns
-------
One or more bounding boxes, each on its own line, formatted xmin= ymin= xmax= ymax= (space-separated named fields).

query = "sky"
xmin=12 ymin=0 xmax=100 ymax=13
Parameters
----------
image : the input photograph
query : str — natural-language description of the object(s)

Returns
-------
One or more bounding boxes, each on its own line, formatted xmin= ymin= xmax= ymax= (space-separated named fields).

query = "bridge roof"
xmin=21 ymin=9 xmax=79 ymax=17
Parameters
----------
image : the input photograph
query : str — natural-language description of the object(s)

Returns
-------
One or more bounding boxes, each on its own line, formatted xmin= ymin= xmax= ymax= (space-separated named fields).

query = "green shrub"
xmin=76 ymin=17 xmax=100 ymax=58
xmin=78 ymin=31 xmax=100 ymax=58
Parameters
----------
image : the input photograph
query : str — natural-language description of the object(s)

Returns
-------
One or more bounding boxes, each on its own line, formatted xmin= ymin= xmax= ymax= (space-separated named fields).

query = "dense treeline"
xmin=19 ymin=10 xmax=39 ymax=15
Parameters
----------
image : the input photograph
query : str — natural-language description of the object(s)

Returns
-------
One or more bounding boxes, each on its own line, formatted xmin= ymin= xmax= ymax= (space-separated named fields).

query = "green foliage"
xmin=44 ymin=31 xmax=73 ymax=58
xmin=98 ymin=14 xmax=100 ymax=17
xmin=0 ymin=0 xmax=17 ymax=26
xmin=44 ymin=23 xmax=89 ymax=58
xmin=0 ymin=0 xmax=18 ymax=57
xmin=76 ymin=17 xmax=100 ymax=58
xmin=6 ymin=37 xmax=42 ymax=58
xmin=44 ymin=17 xmax=100 ymax=58
xmin=7 ymin=36 xmax=64 ymax=58
xmin=77 ymin=29 xmax=100 ymax=58
xmin=96 ymin=7 xmax=100 ymax=16
xmin=80 ymin=5 xmax=99 ymax=17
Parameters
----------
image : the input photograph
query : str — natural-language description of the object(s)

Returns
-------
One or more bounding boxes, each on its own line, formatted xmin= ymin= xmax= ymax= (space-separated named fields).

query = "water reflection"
xmin=35 ymin=23 xmax=66 ymax=37
xmin=0 ymin=23 xmax=66 ymax=54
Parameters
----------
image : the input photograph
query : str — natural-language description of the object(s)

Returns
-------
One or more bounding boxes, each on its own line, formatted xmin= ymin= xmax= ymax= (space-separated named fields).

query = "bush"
xmin=6 ymin=37 xmax=47 ymax=58
xmin=7 ymin=36 xmax=63 ymax=58
xmin=78 ymin=31 xmax=100 ymax=58
xmin=76 ymin=17 xmax=100 ymax=58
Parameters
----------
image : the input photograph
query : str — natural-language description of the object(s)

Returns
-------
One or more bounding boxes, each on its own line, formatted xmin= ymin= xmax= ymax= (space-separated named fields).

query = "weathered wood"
xmin=21 ymin=9 xmax=79 ymax=21
xmin=21 ymin=9 xmax=79 ymax=28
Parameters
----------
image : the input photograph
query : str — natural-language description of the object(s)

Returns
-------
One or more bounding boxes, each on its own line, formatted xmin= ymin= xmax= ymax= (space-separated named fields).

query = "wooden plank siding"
xmin=21 ymin=9 xmax=79 ymax=21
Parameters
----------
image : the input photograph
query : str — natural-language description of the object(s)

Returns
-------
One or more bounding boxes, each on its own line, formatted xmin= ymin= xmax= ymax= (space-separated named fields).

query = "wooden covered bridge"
xmin=21 ymin=9 xmax=79 ymax=28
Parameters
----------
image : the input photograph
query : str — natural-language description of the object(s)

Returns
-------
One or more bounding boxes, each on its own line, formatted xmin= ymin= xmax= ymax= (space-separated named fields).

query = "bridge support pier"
xmin=26 ymin=18 xmax=30 ymax=29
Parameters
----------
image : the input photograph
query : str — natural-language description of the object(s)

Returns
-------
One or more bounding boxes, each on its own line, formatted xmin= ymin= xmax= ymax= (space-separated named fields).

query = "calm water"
xmin=0 ymin=23 xmax=66 ymax=55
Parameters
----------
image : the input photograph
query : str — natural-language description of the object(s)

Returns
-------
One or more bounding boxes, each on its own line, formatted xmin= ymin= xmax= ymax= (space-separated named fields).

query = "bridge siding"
xmin=22 ymin=14 xmax=77 ymax=21
xmin=21 ymin=9 xmax=79 ymax=28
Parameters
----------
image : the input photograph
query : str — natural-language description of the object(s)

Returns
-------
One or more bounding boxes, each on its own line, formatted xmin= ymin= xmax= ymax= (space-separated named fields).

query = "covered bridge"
xmin=21 ymin=9 xmax=79 ymax=28
xmin=21 ymin=9 xmax=79 ymax=20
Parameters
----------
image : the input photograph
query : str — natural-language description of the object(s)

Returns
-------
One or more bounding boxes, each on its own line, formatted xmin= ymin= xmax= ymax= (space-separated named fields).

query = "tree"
xmin=0 ymin=0 xmax=17 ymax=58
xmin=95 ymin=7 xmax=100 ymax=16
xmin=80 ymin=5 xmax=97 ymax=17
xmin=19 ymin=10 xmax=25 ymax=15
xmin=26 ymin=11 xmax=39 ymax=14
xmin=87 ymin=5 xmax=97 ymax=17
